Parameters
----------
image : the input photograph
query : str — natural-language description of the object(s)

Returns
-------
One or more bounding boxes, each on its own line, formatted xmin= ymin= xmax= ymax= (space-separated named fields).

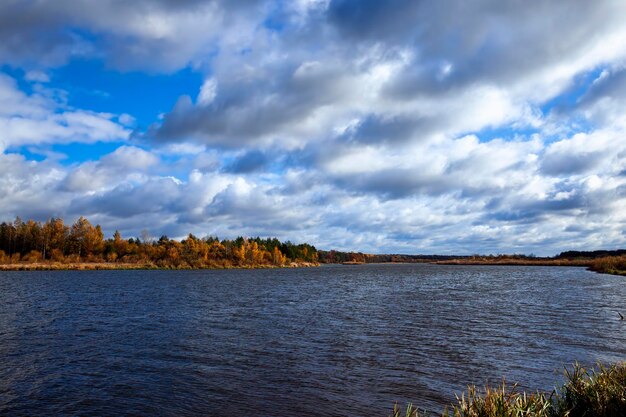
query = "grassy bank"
xmin=392 ymin=363 xmax=626 ymax=417
xmin=589 ymin=256 xmax=626 ymax=276
xmin=0 ymin=261 xmax=319 ymax=271
xmin=433 ymin=257 xmax=593 ymax=267
xmin=434 ymin=254 xmax=626 ymax=277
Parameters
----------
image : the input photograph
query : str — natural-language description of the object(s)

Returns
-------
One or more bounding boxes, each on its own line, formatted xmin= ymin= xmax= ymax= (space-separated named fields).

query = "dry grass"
xmin=0 ymin=262 xmax=154 ymax=271
xmin=590 ymin=256 xmax=626 ymax=276
xmin=0 ymin=261 xmax=319 ymax=271
xmin=391 ymin=363 xmax=626 ymax=417
xmin=433 ymin=257 xmax=593 ymax=267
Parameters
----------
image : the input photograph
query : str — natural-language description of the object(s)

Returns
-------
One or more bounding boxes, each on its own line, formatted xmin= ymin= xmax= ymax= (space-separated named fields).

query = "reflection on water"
xmin=1 ymin=264 xmax=625 ymax=416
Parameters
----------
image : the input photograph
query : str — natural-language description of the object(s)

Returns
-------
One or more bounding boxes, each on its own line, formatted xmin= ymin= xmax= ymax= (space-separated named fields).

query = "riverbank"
xmin=395 ymin=362 xmax=626 ymax=417
xmin=320 ymin=249 xmax=626 ymax=277
xmin=432 ymin=257 xmax=592 ymax=267
xmin=5 ymin=257 xmax=624 ymax=276
xmin=432 ymin=255 xmax=626 ymax=277
xmin=588 ymin=255 xmax=626 ymax=276
xmin=0 ymin=261 xmax=319 ymax=271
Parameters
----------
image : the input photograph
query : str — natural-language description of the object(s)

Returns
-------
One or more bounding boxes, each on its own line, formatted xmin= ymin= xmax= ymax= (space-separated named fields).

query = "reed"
xmin=391 ymin=363 xmax=626 ymax=417
xmin=554 ymin=363 xmax=626 ymax=417
xmin=590 ymin=256 xmax=626 ymax=276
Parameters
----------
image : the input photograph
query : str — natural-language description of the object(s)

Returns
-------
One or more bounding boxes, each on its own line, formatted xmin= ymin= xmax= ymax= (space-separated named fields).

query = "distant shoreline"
xmin=431 ymin=258 xmax=592 ymax=266
xmin=0 ymin=261 xmax=319 ymax=271
xmin=2 ymin=215 xmax=625 ymax=275
xmin=331 ymin=257 xmax=626 ymax=277
xmin=430 ymin=257 xmax=626 ymax=276
xmin=3 ymin=258 xmax=624 ymax=277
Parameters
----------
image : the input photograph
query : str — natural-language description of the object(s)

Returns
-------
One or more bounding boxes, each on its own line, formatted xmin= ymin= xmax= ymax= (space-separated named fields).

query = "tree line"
xmin=0 ymin=216 xmax=318 ymax=268
xmin=318 ymin=250 xmax=463 ymax=264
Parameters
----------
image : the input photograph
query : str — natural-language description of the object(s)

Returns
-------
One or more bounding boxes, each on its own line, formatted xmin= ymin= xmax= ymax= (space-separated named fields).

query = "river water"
xmin=1 ymin=264 xmax=625 ymax=416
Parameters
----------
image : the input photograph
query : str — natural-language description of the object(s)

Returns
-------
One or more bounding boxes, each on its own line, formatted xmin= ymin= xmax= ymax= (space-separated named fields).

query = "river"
xmin=1 ymin=264 xmax=625 ymax=416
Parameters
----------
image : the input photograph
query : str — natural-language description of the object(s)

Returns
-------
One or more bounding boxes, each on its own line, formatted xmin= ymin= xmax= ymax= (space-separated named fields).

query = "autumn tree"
xmin=0 ymin=214 xmax=320 ymax=268
xmin=272 ymin=246 xmax=285 ymax=265
xmin=69 ymin=217 xmax=105 ymax=259
xmin=43 ymin=218 xmax=68 ymax=259
xmin=111 ymin=230 xmax=127 ymax=258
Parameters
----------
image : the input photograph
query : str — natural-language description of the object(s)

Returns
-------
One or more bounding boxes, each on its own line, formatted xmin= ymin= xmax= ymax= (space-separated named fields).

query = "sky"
xmin=1 ymin=0 xmax=625 ymax=256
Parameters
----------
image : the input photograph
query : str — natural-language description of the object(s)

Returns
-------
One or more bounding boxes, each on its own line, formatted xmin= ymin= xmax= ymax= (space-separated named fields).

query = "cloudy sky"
xmin=1 ymin=0 xmax=625 ymax=255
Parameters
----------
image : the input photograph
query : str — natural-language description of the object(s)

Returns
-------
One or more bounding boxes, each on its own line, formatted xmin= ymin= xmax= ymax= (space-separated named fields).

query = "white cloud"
xmin=2 ymin=0 xmax=626 ymax=254
xmin=101 ymin=146 xmax=159 ymax=170
xmin=24 ymin=70 xmax=50 ymax=83
xmin=197 ymin=78 xmax=218 ymax=105
xmin=0 ymin=73 xmax=129 ymax=151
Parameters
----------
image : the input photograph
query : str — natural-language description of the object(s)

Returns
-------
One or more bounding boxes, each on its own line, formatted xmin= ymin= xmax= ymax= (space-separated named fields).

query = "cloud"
xmin=326 ymin=0 xmax=422 ymax=42
xmin=0 ymin=73 xmax=129 ymax=151
xmin=24 ymin=70 xmax=50 ymax=83
xmin=0 ymin=0 xmax=267 ymax=71
xmin=70 ymin=177 xmax=181 ymax=217
xmin=342 ymin=115 xmax=421 ymax=145
xmin=1 ymin=0 xmax=626 ymax=255
xmin=0 ymin=153 xmax=67 ymax=220
xmin=223 ymin=150 xmax=272 ymax=173
xmin=197 ymin=78 xmax=218 ymax=105
xmin=571 ymin=67 xmax=626 ymax=128
xmin=101 ymin=145 xmax=159 ymax=170
xmin=150 ymin=58 xmax=364 ymax=147
xmin=540 ymin=130 xmax=623 ymax=177
xmin=149 ymin=0 xmax=626 ymax=149
xmin=58 ymin=146 xmax=158 ymax=192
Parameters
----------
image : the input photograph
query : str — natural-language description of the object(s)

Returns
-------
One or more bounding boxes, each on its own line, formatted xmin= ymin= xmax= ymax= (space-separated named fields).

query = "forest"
xmin=2 ymin=215 xmax=624 ymax=275
xmin=0 ymin=216 xmax=318 ymax=268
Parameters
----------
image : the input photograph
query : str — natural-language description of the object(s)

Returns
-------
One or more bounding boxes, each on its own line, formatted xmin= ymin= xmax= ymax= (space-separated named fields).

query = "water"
xmin=1 ymin=264 xmax=625 ymax=416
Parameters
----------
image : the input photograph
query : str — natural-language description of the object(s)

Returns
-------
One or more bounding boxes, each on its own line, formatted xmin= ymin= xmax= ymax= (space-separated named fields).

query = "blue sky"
xmin=1 ymin=0 xmax=625 ymax=255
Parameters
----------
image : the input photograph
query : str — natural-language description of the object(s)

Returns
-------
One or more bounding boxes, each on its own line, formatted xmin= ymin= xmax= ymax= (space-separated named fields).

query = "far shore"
xmin=2 ymin=258 xmax=625 ymax=277
xmin=333 ymin=256 xmax=626 ymax=277
xmin=357 ymin=258 xmax=593 ymax=267
xmin=0 ymin=261 xmax=320 ymax=271
xmin=431 ymin=258 xmax=592 ymax=266
xmin=431 ymin=256 xmax=626 ymax=276
xmin=2 ymin=215 xmax=624 ymax=275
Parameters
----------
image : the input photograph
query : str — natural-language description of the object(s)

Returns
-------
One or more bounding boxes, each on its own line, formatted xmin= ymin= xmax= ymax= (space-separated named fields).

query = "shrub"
xmin=50 ymin=248 xmax=65 ymax=262
xmin=22 ymin=250 xmax=42 ymax=263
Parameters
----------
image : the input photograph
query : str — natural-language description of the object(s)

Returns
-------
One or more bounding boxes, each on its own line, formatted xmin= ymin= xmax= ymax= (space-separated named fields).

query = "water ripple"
xmin=1 ymin=265 xmax=625 ymax=416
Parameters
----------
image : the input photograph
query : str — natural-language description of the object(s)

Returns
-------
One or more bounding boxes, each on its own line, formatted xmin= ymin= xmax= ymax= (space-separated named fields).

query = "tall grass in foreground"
xmin=391 ymin=363 xmax=626 ymax=417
